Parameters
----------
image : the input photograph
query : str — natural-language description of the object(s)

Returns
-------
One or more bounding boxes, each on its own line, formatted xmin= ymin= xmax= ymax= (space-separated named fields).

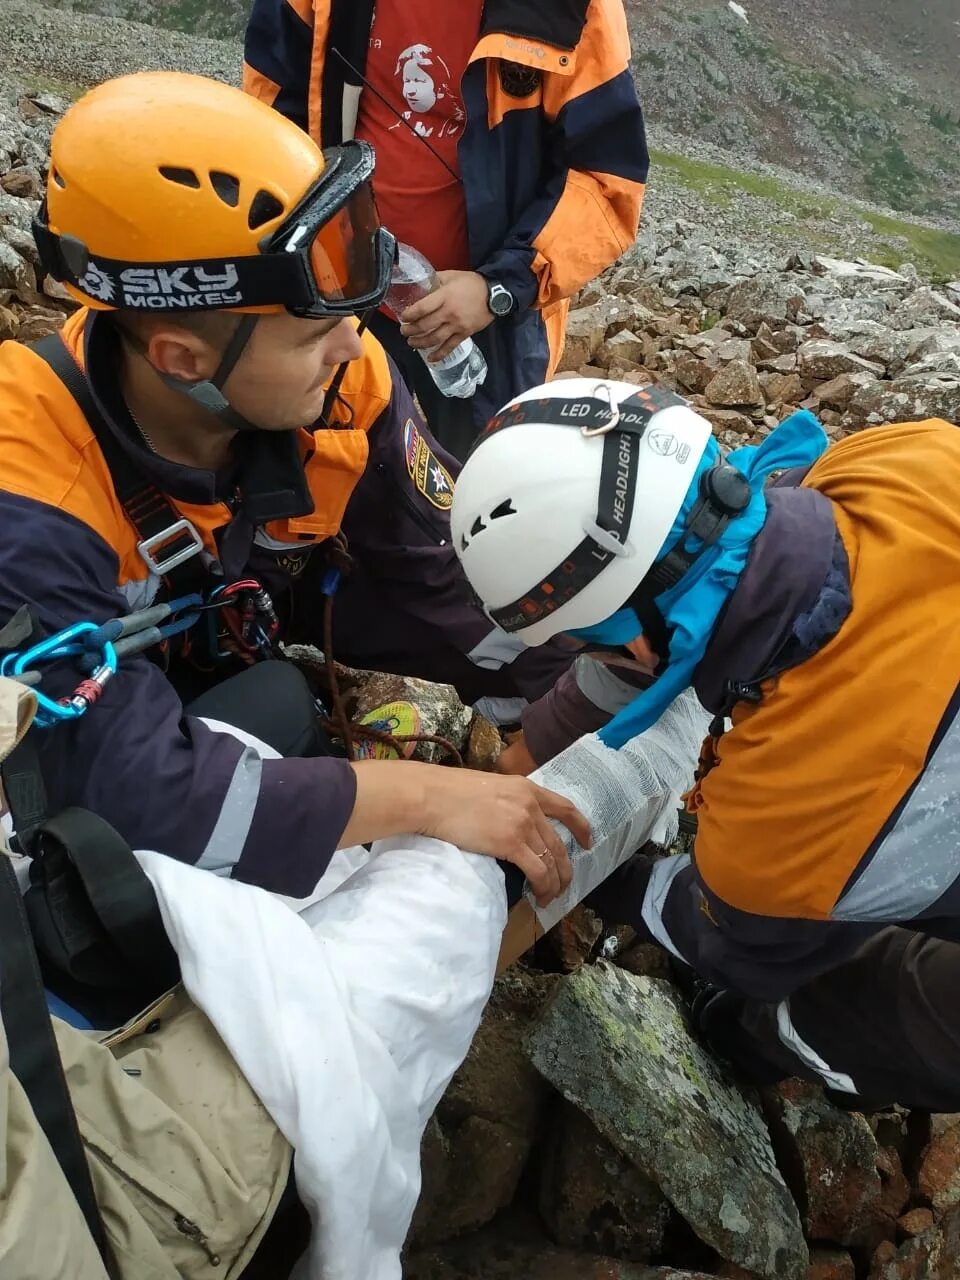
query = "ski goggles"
xmin=263 ymin=140 xmax=396 ymax=317
xmin=34 ymin=140 xmax=395 ymax=318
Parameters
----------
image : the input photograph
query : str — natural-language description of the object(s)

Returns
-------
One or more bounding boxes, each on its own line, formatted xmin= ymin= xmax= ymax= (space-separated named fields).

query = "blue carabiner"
xmin=0 ymin=623 xmax=118 ymax=727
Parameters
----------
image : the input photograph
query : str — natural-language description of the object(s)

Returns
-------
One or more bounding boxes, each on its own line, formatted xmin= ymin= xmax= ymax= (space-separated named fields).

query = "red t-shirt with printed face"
xmin=355 ymin=1 xmax=483 ymax=273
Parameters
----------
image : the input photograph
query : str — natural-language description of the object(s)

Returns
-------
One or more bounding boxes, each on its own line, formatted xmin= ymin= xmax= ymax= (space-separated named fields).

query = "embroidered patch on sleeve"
xmin=403 ymin=418 xmax=454 ymax=510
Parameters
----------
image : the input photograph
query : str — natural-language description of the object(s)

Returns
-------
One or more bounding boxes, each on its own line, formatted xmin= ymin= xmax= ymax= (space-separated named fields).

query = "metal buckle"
xmin=137 ymin=519 xmax=204 ymax=576
xmin=581 ymin=382 xmax=622 ymax=437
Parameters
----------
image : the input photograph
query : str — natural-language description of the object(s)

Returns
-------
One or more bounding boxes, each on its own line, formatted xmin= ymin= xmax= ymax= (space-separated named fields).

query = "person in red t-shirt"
xmin=245 ymin=0 xmax=648 ymax=459
xmin=354 ymin=5 xmax=491 ymax=453
xmin=357 ymin=34 xmax=471 ymax=269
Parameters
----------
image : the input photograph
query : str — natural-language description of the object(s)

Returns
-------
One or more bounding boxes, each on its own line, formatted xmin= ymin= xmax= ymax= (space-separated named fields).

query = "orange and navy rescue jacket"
xmin=0 ymin=312 xmax=570 ymax=895
xmin=243 ymin=0 xmax=648 ymax=425
xmin=600 ymin=420 xmax=960 ymax=1002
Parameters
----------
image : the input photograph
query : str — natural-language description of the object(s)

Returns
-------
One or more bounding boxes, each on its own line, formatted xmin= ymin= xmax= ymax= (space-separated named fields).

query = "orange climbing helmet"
xmin=33 ymin=72 xmax=394 ymax=317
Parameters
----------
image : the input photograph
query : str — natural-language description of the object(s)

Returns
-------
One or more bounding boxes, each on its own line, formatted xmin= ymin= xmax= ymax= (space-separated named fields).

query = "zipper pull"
xmin=174 ymin=1214 xmax=221 ymax=1266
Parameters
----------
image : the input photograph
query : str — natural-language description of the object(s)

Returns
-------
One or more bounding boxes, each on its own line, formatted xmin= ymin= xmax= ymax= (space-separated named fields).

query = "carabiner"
xmin=0 ymin=623 xmax=118 ymax=727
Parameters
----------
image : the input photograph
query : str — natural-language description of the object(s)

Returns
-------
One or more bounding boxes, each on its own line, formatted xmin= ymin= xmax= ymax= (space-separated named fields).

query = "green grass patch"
xmin=18 ymin=73 xmax=87 ymax=102
xmin=929 ymin=107 xmax=960 ymax=136
xmin=650 ymin=149 xmax=960 ymax=283
xmin=860 ymin=212 xmax=960 ymax=283
xmin=861 ymin=140 xmax=926 ymax=212
xmin=650 ymin=149 xmax=837 ymax=218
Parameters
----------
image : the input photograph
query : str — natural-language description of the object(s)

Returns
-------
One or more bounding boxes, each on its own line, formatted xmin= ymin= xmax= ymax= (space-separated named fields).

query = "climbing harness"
xmin=0 ymin=582 xmax=281 ymax=729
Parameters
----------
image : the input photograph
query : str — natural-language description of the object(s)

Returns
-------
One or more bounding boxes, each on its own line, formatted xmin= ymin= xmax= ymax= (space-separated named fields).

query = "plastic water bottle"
xmin=385 ymin=243 xmax=488 ymax=399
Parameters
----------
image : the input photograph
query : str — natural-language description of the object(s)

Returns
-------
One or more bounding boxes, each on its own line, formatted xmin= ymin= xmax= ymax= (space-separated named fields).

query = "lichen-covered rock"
xmin=806 ymin=1249 xmax=855 ymax=1280
xmin=929 ymin=1113 xmax=960 ymax=1139
xmin=407 ymin=1213 xmax=717 ymax=1280
xmin=526 ymin=964 xmax=808 ymax=1279
xmin=845 ymin=373 xmax=960 ymax=427
xmin=891 ymin=288 xmax=960 ymax=329
xmin=0 ymin=220 xmax=39 ymax=264
xmin=560 ymin=302 xmax=614 ymax=370
xmin=541 ymin=903 xmax=604 ymax=973
xmin=897 ymin=1209 xmax=935 ymax=1240
xmin=0 ymin=239 xmax=27 ymax=291
xmin=797 ymin=339 xmax=885 ymax=383
xmin=282 ymin=645 xmax=475 ymax=764
xmin=13 ymin=307 xmax=65 ymax=341
xmin=616 ymin=940 xmax=673 ymax=980
xmin=809 ymin=371 xmax=878 ymax=410
xmin=674 ymin=350 xmax=715 ymax=394
xmin=0 ymin=302 xmax=17 ymax=339
xmin=724 ymin=275 xmax=807 ymax=329
xmin=463 ymin=714 xmax=502 ymax=772
xmin=0 ymin=186 xmax=37 ymax=231
xmin=758 ymin=352 xmax=800 ymax=374
xmin=764 ymin=1079 xmax=882 ymax=1247
xmin=408 ymin=1241 xmax=714 ymax=1280
xmin=760 ymin=371 xmax=805 ymax=406
xmin=600 ymin=329 xmax=648 ymax=369
xmin=697 ymin=405 xmax=760 ymax=444
xmin=0 ymin=164 xmax=41 ymax=198
xmin=348 ymin=670 xmax=473 ymax=759
xmin=540 ymin=1101 xmax=672 ymax=1260
xmin=877 ymin=1146 xmax=911 ymax=1225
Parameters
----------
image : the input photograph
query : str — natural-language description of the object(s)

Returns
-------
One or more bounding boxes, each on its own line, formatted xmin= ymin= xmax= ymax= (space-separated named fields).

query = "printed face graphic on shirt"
xmin=402 ymin=59 xmax=437 ymax=113
xmin=391 ymin=43 xmax=465 ymax=139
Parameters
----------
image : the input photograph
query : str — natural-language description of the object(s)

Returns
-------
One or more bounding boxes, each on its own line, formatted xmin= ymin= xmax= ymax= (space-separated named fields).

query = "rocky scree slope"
xmin=4 ymin=0 xmax=960 ymax=289
xmin=2 ymin=83 xmax=960 ymax=1280
xmin=626 ymin=0 xmax=960 ymax=221
xmin=31 ymin=0 xmax=960 ymax=218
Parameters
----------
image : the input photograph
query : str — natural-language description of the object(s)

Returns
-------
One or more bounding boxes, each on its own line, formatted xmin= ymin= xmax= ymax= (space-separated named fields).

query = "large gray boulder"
xmin=526 ymin=964 xmax=808 ymax=1279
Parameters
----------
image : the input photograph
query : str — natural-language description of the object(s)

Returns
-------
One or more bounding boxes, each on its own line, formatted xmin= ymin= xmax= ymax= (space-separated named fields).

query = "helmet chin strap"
xmin=158 ymin=313 xmax=268 ymax=433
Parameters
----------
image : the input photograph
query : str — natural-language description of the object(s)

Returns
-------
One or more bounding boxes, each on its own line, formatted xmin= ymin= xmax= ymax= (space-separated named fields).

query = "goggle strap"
xmin=35 ymin=222 xmax=314 ymax=311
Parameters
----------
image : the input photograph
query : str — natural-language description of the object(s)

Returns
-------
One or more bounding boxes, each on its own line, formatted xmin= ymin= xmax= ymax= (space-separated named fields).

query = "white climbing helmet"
xmin=452 ymin=378 xmax=715 ymax=647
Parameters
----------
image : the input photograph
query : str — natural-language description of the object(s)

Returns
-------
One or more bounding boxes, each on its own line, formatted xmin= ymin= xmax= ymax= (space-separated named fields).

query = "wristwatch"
xmin=486 ymin=281 xmax=516 ymax=318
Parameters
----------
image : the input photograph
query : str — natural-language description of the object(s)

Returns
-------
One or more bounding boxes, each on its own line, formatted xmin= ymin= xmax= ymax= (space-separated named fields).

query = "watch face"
xmin=488 ymin=283 xmax=514 ymax=316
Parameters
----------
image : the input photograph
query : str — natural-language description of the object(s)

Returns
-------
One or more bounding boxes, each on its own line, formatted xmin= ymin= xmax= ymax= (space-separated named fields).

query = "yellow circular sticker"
xmin=354 ymin=701 xmax=422 ymax=760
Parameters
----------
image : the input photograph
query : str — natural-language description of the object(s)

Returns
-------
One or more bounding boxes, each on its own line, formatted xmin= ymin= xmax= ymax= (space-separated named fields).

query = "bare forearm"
xmin=338 ymin=760 xmax=433 ymax=848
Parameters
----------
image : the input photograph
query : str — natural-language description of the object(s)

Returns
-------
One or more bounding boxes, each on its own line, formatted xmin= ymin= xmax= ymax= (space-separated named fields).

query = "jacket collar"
xmin=481 ymin=0 xmax=592 ymax=50
xmin=327 ymin=0 xmax=592 ymax=69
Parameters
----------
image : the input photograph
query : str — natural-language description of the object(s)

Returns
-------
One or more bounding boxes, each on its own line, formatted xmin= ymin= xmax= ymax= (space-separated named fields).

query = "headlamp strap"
xmin=477 ymin=383 xmax=688 ymax=449
xmin=487 ymin=395 xmax=752 ymax=635
xmin=487 ymin=389 xmax=666 ymax=633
